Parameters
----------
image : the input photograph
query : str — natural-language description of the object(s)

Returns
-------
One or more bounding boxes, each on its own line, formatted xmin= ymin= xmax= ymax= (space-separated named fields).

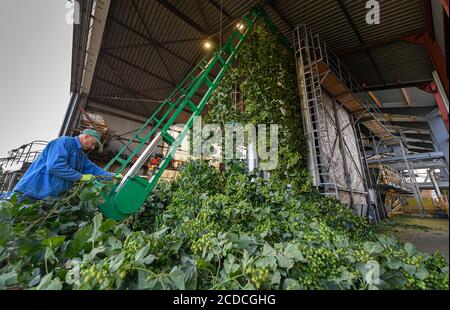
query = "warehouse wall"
xmin=86 ymin=102 xmax=190 ymax=164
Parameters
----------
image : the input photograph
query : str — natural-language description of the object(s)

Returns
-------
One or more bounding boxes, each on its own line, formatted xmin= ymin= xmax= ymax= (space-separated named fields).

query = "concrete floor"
xmin=376 ymin=216 xmax=449 ymax=262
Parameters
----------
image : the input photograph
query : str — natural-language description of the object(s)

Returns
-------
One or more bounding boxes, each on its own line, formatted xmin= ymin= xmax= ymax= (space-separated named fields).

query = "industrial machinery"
xmin=97 ymin=5 xmax=288 ymax=220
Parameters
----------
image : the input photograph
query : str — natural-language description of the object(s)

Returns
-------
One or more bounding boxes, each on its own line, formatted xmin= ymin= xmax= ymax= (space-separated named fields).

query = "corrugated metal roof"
xmin=342 ymin=41 xmax=433 ymax=85
xmin=78 ymin=0 xmax=435 ymax=126
xmin=373 ymin=87 xmax=436 ymax=108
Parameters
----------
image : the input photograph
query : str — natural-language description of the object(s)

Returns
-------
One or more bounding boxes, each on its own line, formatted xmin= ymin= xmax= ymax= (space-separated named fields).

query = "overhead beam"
xmin=102 ymin=42 xmax=155 ymax=51
xmin=87 ymin=103 xmax=149 ymax=124
xmin=102 ymin=51 xmax=175 ymax=86
xmin=362 ymin=83 xmax=382 ymax=108
xmin=362 ymin=80 xmax=433 ymax=91
xmin=336 ymin=28 xmax=425 ymax=56
xmin=109 ymin=16 xmax=192 ymax=65
xmin=130 ymin=0 xmax=176 ymax=84
xmin=94 ymin=76 xmax=158 ymax=103
xmin=384 ymin=115 xmax=427 ymax=122
xmin=196 ymin=0 xmax=212 ymax=31
xmin=389 ymin=127 xmax=431 ymax=135
xmin=387 ymin=161 xmax=445 ymax=171
xmin=156 ymin=0 xmax=209 ymax=35
xmin=360 ymin=114 xmax=427 ymax=123
xmin=407 ymin=146 xmax=434 ymax=152
xmin=266 ymin=0 xmax=294 ymax=30
xmin=389 ymin=121 xmax=430 ymax=130
xmin=406 ymin=141 xmax=435 ymax=149
xmin=401 ymin=2 xmax=448 ymax=95
xmin=403 ymin=133 xmax=433 ymax=141
xmin=367 ymin=151 xmax=445 ymax=165
xmin=207 ymin=0 xmax=233 ymax=20
xmin=417 ymin=181 xmax=449 ymax=190
xmin=379 ymin=107 xmax=435 ymax=117
xmin=399 ymin=81 xmax=412 ymax=107
xmin=160 ymin=37 xmax=205 ymax=45
xmin=367 ymin=91 xmax=382 ymax=108
xmin=336 ymin=0 xmax=386 ymax=85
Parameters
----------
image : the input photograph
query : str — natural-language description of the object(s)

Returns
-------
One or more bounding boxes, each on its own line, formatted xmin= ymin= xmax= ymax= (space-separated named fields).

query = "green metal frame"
xmin=98 ymin=5 xmax=289 ymax=220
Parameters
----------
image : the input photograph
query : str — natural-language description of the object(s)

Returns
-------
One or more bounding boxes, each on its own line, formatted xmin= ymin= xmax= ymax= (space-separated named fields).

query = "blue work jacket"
xmin=13 ymin=136 xmax=112 ymax=199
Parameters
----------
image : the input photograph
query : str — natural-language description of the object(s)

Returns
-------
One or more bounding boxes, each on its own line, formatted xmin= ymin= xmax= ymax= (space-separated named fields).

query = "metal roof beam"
xmin=130 ymin=0 xmax=176 ymax=84
xmin=94 ymin=77 xmax=154 ymax=115
xmin=160 ymin=37 xmax=205 ymax=45
xmin=335 ymin=0 xmax=386 ymax=85
xmin=366 ymin=90 xmax=382 ymax=108
xmin=102 ymin=51 xmax=175 ymax=86
xmin=108 ymin=86 xmax=174 ymax=98
xmin=417 ymin=181 xmax=448 ymax=190
xmin=360 ymin=115 xmax=427 ymax=123
xmin=95 ymin=55 xmax=160 ymax=116
xmin=103 ymin=42 xmax=155 ymax=51
xmin=400 ymin=85 xmax=412 ymax=107
xmin=109 ymin=16 xmax=192 ymax=65
xmin=94 ymin=76 xmax=159 ymax=102
xmin=385 ymin=115 xmax=427 ymax=122
xmin=389 ymin=121 xmax=430 ymax=130
xmin=207 ymin=0 xmax=233 ymax=20
xmin=196 ymin=0 xmax=212 ymax=31
xmin=367 ymin=151 xmax=445 ymax=165
xmin=393 ymin=128 xmax=432 ymax=135
xmin=379 ymin=107 xmax=435 ymax=117
xmin=403 ymin=133 xmax=433 ymax=140
xmin=388 ymin=161 xmax=445 ymax=170
xmin=362 ymin=80 xmax=433 ymax=91
xmin=266 ymin=0 xmax=294 ymax=30
xmin=406 ymin=141 xmax=435 ymax=149
xmin=156 ymin=0 xmax=209 ymax=36
xmin=336 ymin=28 xmax=425 ymax=56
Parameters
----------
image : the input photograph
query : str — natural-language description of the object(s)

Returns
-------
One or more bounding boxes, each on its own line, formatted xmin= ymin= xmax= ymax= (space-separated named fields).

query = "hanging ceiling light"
xmin=236 ymin=22 xmax=245 ymax=31
xmin=203 ymin=40 xmax=212 ymax=50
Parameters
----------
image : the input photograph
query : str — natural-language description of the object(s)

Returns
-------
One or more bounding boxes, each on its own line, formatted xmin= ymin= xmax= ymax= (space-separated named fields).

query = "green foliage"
xmin=205 ymin=23 xmax=310 ymax=191
xmin=0 ymin=22 xmax=448 ymax=291
xmin=0 ymin=162 xmax=448 ymax=290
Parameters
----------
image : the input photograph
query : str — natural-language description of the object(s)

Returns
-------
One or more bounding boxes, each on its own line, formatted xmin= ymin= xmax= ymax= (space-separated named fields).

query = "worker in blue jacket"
xmin=13 ymin=129 xmax=117 ymax=203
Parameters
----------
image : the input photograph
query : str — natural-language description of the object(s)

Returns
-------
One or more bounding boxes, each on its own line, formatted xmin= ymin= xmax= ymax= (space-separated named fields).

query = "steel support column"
xmin=355 ymin=121 xmax=379 ymax=222
xmin=425 ymin=80 xmax=449 ymax=131
xmin=403 ymin=1 xmax=448 ymax=95
xmin=398 ymin=142 xmax=425 ymax=214
xmin=426 ymin=107 xmax=449 ymax=179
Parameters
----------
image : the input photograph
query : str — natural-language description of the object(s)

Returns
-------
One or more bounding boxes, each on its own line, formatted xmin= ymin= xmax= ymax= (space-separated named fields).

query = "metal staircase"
xmin=98 ymin=5 xmax=287 ymax=220
xmin=294 ymin=25 xmax=339 ymax=198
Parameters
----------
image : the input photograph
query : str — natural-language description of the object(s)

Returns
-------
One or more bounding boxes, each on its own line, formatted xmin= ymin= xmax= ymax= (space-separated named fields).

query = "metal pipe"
xmin=399 ymin=141 xmax=425 ymax=214
xmin=59 ymin=92 xmax=80 ymax=136
xmin=115 ymin=133 xmax=162 ymax=192
xmin=428 ymin=169 xmax=443 ymax=199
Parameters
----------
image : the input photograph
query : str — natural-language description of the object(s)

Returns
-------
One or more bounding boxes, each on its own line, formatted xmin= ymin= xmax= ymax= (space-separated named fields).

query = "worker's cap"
xmin=81 ymin=128 xmax=103 ymax=151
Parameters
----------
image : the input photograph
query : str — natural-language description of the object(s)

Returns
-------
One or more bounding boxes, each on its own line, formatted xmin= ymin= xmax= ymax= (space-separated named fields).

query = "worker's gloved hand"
xmin=80 ymin=174 xmax=96 ymax=182
xmin=113 ymin=173 xmax=124 ymax=180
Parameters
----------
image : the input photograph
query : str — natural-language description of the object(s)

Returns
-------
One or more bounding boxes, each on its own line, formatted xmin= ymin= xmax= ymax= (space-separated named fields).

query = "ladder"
xmin=294 ymin=25 xmax=339 ymax=199
xmin=98 ymin=5 xmax=286 ymax=220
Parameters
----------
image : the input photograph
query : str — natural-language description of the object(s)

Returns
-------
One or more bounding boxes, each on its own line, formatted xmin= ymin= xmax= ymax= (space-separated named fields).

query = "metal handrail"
xmin=317 ymin=39 xmax=399 ymax=141
xmin=2 ymin=140 xmax=48 ymax=169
